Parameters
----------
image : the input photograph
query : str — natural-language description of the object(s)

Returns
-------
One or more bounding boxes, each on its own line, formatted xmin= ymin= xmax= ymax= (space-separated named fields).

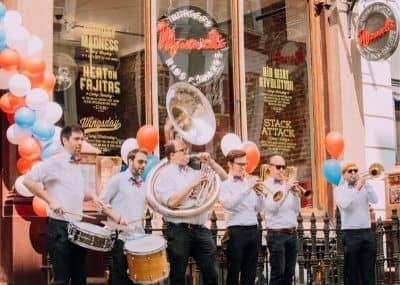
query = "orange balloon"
xmin=137 ymin=124 xmax=159 ymax=152
xmin=38 ymin=72 xmax=56 ymax=91
xmin=21 ymin=69 xmax=45 ymax=87
xmin=17 ymin=157 xmax=40 ymax=174
xmin=18 ymin=137 xmax=41 ymax=160
xmin=325 ymin=131 xmax=344 ymax=159
xmin=7 ymin=113 xmax=15 ymax=124
xmin=0 ymin=93 xmax=26 ymax=114
xmin=20 ymin=56 xmax=46 ymax=74
xmin=32 ymin=196 xmax=47 ymax=217
xmin=0 ymin=48 xmax=21 ymax=70
xmin=242 ymin=143 xmax=261 ymax=174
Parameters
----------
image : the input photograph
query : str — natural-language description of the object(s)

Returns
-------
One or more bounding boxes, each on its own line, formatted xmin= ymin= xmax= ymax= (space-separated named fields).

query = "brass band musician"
xmin=334 ymin=161 xmax=378 ymax=285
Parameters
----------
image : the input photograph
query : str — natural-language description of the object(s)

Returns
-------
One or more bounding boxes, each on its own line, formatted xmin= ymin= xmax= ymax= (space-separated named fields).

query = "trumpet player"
xmin=219 ymin=150 xmax=265 ymax=285
xmin=264 ymin=154 xmax=300 ymax=285
xmin=334 ymin=161 xmax=378 ymax=285
xmin=155 ymin=139 xmax=227 ymax=285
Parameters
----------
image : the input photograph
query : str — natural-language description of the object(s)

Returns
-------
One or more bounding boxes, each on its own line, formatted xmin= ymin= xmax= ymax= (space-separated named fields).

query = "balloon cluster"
xmin=0 ymin=4 xmax=62 ymax=216
xmin=120 ymin=124 xmax=160 ymax=181
xmin=220 ymin=133 xmax=261 ymax=173
xmin=322 ymin=131 xmax=344 ymax=185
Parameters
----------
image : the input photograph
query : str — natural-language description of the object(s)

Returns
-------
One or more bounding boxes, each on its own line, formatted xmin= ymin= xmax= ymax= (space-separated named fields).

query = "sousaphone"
xmin=146 ymin=82 xmax=220 ymax=218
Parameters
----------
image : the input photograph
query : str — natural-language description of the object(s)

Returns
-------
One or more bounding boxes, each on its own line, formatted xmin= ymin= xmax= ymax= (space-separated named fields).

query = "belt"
xmin=228 ymin=225 xmax=258 ymax=230
xmin=267 ymin=227 xmax=296 ymax=234
xmin=170 ymin=223 xmax=205 ymax=230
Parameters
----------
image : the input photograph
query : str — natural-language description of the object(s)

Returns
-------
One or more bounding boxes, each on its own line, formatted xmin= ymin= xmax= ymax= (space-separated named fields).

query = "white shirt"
xmin=155 ymin=162 xmax=207 ymax=225
xmin=264 ymin=177 xmax=300 ymax=229
xmin=334 ymin=181 xmax=378 ymax=230
xmin=26 ymin=150 xmax=85 ymax=222
xmin=99 ymin=170 xmax=146 ymax=236
xmin=219 ymin=175 xmax=264 ymax=227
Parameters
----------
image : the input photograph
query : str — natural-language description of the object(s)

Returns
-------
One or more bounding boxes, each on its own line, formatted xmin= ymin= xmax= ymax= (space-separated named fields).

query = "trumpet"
xmin=248 ymin=176 xmax=284 ymax=202
xmin=284 ymin=166 xmax=313 ymax=200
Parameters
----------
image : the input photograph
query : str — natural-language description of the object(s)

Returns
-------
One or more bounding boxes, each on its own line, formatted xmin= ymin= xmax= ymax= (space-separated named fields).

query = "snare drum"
xmin=124 ymin=235 xmax=169 ymax=284
xmin=67 ymin=222 xmax=115 ymax=252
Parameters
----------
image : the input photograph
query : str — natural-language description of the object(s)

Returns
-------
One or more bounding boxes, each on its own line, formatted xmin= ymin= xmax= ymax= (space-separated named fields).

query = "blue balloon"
xmin=120 ymin=163 xmax=127 ymax=172
xmin=141 ymin=155 xmax=159 ymax=181
xmin=41 ymin=142 xmax=62 ymax=160
xmin=14 ymin=107 xmax=36 ymax=129
xmin=32 ymin=121 xmax=55 ymax=141
xmin=322 ymin=159 xmax=342 ymax=185
xmin=0 ymin=4 xmax=6 ymax=21
xmin=0 ymin=40 xmax=7 ymax=51
xmin=0 ymin=30 xmax=6 ymax=43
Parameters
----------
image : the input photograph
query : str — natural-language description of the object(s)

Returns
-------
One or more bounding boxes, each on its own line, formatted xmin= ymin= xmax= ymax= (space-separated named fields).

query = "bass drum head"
xmin=71 ymin=221 xmax=112 ymax=237
xmin=124 ymin=234 xmax=166 ymax=255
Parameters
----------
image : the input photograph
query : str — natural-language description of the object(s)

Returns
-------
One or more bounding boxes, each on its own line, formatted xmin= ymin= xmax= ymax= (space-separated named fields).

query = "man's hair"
xmin=127 ymin=148 xmax=148 ymax=162
xmin=226 ymin=149 xmax=246 ymax=163
xmin=60 ymin=125 xmax=84 ymax=145
xmin=164 ymin=142 xmax=176 ymax=160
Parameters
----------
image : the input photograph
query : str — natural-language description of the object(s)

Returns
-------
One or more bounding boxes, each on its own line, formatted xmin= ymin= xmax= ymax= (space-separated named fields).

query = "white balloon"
xmin=241 ymin=140 xmax=257 ymax=148
xmin=15 ymin=175 xmax=34 ymax=197
xmin=120 ymin=138 xmax=138 ymax=164
xmin=0 ymin=70 xmax=17 ymax=89
xmin=8 ymin=74 xmax=31 ymax=97
xmin=27 ymin=35 xmax=43 ymax=57
xmin=26 ymin=88 xmax=49 ymax=110
xmin=6 ymin=124 xmax=32 ymax=144
xmin=41 ymin=102 xmax=63 ymax=124
xmin=220 ymin=133 xmax=242 ymax=156
xmin=3 ymin=11 xmax=22 ymax=30
xmin=52 ymin=126 xmax=62 ymax=146
xmin=5 ymin=25 xmax=29 ymax=52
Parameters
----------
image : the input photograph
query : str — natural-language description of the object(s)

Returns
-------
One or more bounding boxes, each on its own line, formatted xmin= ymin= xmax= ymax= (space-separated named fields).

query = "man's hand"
xmin=48 ymin=199 xmax=65 ymax=215
xmin=197 ymin=152 xmax=212 ymax=164
xmin=355 ymin=178 xmax=366 ymax=191
xmin=191 ymin=172 xmax=208 ymax=188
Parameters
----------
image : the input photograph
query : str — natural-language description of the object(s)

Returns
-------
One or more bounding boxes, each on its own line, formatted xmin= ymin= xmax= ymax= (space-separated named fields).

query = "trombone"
xmin=358 ymin=163 xmax=384 ymax=180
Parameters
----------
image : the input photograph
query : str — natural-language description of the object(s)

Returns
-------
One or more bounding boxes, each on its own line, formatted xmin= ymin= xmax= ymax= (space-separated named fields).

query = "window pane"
xmin=156 ymin=1 xmax=233 ymax=164
xmin=53 ymin=0 xmax=145 ymax=156
xmin=244 ymin=0 xmax=312 ymax=207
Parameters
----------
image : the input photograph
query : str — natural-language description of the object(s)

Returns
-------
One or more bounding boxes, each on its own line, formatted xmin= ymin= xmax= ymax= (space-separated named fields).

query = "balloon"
xmin=27 ymin=35 xmax=43 ymax=57
xmin=26 ymin=88 xmax=48 ymax=110
xmin=17 ymin=157 xmax=40 ymax=174
xmin=20 ymin=56 xmax=46 ymax=74
xmin=32 ymin=121 xmax=55 ymax=141
xmin=325 ymin=131 xmax=344 ymax=159
xmin=242 ymin=142 xmax=261 ymax=173
xmin=8 ymin=73 xmax=31 ymax=97
xmin=141 ymin=155 xmax=160 ymax=181
xmin=120 ymin=138 xmax=138 ymax=164
xmin=0 ymin=92 xmax=25 ymax=113
xmin=52 ymin=126 xmax=62 ymax=146
xmin=322 ymin=159 xmax=342 ymax=185
xmin=0 ymin=48 xmax=21 ymax=70
xmin=0 ymin=3 xmax=6 ymax=21
xmin=38 ymin=102 xmax=63 ymax=123
xmin=14 ymin=106 xmax=35 ymax=128
xmin=0 ymin=69 xmax=17 ymax=88
xmin=5 ymin=25 xmax=29 ymax=53
xmin=41 ymin=142 xmax=62 ymax=160
xmin=3 ymin=11 xmax=22 ymax=30
xmin=6 ymin=124 xmax=32 ymax=144
xmin=18 ymin=136 xmax=41 ymax=160
xmin=32 ymin=196 xmax=47 ymax=217
xmin=15 ymin=175 xmax=34 ymax=197
xmin=34 ymin=72 xmax=56 ymax=91
xmin=220 ymin=133 xmax=242 ymax=156
xmin=137 ymin=125 xmax=158 ymax=152
xmin=0 ymin=30 xmax=6 ymax=51
xmin=6 ymin=113 xmax=15 ymax=124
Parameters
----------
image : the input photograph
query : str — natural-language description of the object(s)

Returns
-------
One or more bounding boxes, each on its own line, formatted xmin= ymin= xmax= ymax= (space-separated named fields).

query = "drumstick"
xmin=64 ymin=210 xmax=97 ymax=220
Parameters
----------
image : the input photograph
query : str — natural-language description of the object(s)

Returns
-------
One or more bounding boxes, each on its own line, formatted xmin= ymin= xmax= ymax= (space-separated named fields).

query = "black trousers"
xmin=342 ymin=229 xmax=376 ymax=285
xmin=110 ymin=239 xmax=138 ymax=285
xmin=46 ymin=218 xmax=87 ymax=285
xmin=226 ymin=225 xmax=260 ymax=285
xmin=165 ymin=223 xmax=218 ymax=285
xmin=267 ymin=232 xmax=298 ymax=285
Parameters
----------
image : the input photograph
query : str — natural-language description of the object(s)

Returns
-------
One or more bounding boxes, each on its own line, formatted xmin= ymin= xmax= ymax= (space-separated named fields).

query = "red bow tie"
xmin=178 ymin=165 xmax=189 ymax=173
xmin=69 ymin=155 xmax=81 ymax=164
xmin=233 ymin=176 xmax=243 ymax=182
xmin=129 ymin=177 xmax=142 ymax=187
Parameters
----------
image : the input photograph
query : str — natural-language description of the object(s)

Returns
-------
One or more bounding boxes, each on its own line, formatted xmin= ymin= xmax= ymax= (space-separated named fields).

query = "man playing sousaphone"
xmin=264 ymin=154 xmax=300 ymax=285
xmin=155 ymin=138 xmax=227 ymax=285
xmin=219 ymin=149 xmax=265 ymax=285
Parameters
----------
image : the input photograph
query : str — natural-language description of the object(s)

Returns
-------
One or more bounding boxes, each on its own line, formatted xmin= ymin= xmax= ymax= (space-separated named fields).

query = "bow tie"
xmin=178 ymin=165 xmax=189 ymax=173
xmin=233 ymin=176 xmax=244 ymax=183
xmin=129 ymin=177 xmax=142 ymax=187
xmin=274 ymin=178 xmax=283 ymax=185
xmin=69 ymin=155 xmax=81 ymax=164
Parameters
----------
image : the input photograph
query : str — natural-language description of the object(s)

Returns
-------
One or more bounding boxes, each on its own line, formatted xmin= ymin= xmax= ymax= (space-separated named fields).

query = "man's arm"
xmin=167 ymin=173 xmax=207 ymax=208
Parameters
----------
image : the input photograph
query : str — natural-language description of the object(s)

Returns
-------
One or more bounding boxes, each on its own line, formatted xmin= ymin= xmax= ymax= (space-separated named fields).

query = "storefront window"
xmin=244 ymin=0 xmax=312 ymax=207
xmin=53 ymin=0 xmax=145 ymax=156
xmin=392 ymin=48 xmax=400 ymax=162
xmin=156 ymin=1 xmax=234 ymax=163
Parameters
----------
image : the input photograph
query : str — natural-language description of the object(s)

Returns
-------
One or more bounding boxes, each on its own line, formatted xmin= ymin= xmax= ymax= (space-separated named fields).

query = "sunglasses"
xmin=347 ymin=168 xmax=358 ymax=174
xmin=137 ymin=159 xmax=147 ymax=165
xmin=271 ymin=163 xmax=286 ymax=170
